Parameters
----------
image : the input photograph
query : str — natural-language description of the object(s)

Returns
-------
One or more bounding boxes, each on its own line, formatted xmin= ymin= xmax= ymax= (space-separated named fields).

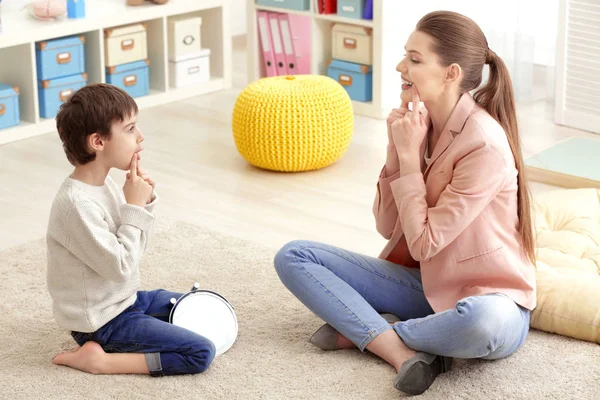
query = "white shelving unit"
xmin=0 ymin=0 xmax=232 ymax=145
xmin=246 ymin=0 xmax=408 ymax=119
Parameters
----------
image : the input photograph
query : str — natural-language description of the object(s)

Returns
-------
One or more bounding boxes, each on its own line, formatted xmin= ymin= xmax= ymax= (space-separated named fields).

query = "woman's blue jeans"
xmin=274 ymin=240 xmax=530 ymax=359
xmin=71 ymin=289 xmax=216 ymax=377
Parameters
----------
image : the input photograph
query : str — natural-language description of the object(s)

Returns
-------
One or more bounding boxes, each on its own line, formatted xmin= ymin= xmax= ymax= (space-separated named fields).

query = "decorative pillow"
xmin=530 ymin=188 xmax=600 ymax=343
xmin=28 ymin=0 xmax=67 ymax=21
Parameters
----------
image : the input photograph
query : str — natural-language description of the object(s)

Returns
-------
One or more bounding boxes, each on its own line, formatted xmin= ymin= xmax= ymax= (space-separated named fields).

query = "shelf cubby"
xmin=81 ymin=29 xmax=105 ymax=85
xmin=247 ymin=0 xmax=407 ymax=119
xmin=0 ymin=43 xmax=39 ymax=125
xmin=145 ymin=17 xmax=169 ymax=93
xmin=0 ymin=0 xmax=232 ymax=145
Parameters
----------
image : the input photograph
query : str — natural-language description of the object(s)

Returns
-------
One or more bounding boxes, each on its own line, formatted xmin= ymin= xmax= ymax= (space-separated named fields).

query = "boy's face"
xmin=103 ymin=113 xmax=144 ymax=171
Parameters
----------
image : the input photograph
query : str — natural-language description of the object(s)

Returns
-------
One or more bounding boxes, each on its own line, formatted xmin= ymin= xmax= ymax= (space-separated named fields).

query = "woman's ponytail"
xmin=474 ymin=49 xmax=535 ymax=265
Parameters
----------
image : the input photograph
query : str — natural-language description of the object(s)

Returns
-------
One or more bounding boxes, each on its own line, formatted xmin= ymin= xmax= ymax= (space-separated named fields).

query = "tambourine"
xmin=169 ymin=282 xmax=238 ymax=356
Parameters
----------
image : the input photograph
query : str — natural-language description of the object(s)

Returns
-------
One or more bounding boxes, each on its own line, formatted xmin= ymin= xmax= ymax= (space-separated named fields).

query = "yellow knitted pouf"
xmin=232 ymin=75 xmax=354 ymax=172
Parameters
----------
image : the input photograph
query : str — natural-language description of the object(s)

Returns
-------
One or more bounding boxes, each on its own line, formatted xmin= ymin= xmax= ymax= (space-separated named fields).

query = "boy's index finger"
xmin=130 ymin=154 xmax=138 ymax=177
xmin=136 ymin=157 xmax=145 ymax=176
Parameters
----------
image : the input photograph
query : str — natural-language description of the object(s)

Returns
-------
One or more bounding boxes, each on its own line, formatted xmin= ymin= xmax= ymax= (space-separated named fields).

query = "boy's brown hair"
xmin=56 ymin=83 xmax=138 ymax=166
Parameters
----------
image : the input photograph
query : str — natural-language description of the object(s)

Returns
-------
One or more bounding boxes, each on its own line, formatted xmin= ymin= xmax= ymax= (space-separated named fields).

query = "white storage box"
xmin=104 ymin=23 xmax=148 ymax=67
xmin=168 ymin=16 xmax=202 ymax=60
xmin=169 ymin=49 xmax=210 ymax=88
xmin=331 ymin=23 xmax=373 ymax=66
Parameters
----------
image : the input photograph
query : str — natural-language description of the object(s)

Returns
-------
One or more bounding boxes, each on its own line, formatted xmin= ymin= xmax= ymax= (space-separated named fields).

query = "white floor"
xmin=0 ymin=39 xmax=598 ymax=255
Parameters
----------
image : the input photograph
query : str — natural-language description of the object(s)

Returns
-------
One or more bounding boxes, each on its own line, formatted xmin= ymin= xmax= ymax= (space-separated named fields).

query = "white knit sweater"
xmin=46 ymin=175 xmax=158 ymax=333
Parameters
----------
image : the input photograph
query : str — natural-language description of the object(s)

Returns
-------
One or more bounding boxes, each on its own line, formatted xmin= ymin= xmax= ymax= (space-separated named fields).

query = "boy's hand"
xmin=126 ymin=154 xmax=156 ymax=202
xmin=123 ymin=154 xmax=153 ymax=207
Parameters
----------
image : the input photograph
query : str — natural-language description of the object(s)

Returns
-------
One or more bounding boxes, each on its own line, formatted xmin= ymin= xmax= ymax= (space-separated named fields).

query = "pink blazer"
xmin=373 ymin=93 xmax=536 ymax=313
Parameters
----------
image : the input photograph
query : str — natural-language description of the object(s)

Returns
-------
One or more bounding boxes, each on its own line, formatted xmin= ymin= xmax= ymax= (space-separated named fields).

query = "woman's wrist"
xmin=398 ymin=153 xmax=421 ymax=176
xmin=385 ymin=144 xmax=400 ymax=174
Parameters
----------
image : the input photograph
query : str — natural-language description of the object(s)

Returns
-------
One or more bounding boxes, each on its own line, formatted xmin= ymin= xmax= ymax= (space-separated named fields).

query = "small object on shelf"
xmin=169 ymin=49 xmax=211 ymax=88
xmin=28 ymin=0 xmax=67 ymax=21
xmin=38 ymin=73 xmax=88 ymax=119
xmin=106 ymin=59 xmax=150 ymax=98
xmin=363 ymin=0 xmax=373 ymax=20
xmin=331 ymin=23 xmax=372 ymax=66
xmin=255 ymin=0 xmax=310 ymax=11
xmin=167 ymin=16 xmax=202 ymax=61
xmin=0 ymin=84 xmax=20 ymax=130
xmin=127 ymin=0 xmax=169 ymax=5
xmin=36 ymin=35 xmax=86 ymax=81
xmin=327 ymin=59 xmax=372 ymax=102
xmin=317 ymin=0 xmax=337 ymax=15
xmin=337 ymin=0 xmax=365 ymax=20
xmin=67 ymin=0 xmax=85 ymax=19
xmin=104 ymin=23 xmax=148 ymax=67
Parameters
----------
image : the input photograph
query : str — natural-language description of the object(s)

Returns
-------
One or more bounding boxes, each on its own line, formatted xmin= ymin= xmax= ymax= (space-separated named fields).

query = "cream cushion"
xmin=531 ymin=188 xmax=600 ymax=343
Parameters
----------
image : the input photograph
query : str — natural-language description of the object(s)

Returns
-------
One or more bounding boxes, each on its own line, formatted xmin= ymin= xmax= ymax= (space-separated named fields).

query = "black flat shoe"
xmin=394 ymin=352 xmax=453 ymax=395
xmin=309 ymin=313 xmax=401 ymax=350
xmin=308 ymin=323 xmax=339 ymax=350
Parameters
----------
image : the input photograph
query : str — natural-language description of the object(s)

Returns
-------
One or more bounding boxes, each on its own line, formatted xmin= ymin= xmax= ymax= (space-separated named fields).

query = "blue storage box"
xmin=256 ymin=0 xmax=309 ymax=11
xmin=338 ymin=0 xmax=366 ymax=19
xmin=38 ymin=73 xmax=88 ymax=119
xmin=0 ymin=84 xmax=20 ymax=130
xmin=327 ymin=59 xmax=372 ymax=102
xmin=106 ymin=60 xmax=150 ymax=98
xmin=67 ymin=0 xmax=86 ymax=19
xmin=36 ymin=35 xmax=85 ymax=81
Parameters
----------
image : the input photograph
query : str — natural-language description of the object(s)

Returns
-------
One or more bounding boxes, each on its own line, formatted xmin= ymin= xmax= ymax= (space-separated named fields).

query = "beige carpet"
xmin=1 ymin=220 xmax=598 ymax=399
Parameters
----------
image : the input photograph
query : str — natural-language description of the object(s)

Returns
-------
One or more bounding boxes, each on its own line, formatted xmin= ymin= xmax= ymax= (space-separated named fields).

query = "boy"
xmin=47 ymin=83 xmax=215 ymax=376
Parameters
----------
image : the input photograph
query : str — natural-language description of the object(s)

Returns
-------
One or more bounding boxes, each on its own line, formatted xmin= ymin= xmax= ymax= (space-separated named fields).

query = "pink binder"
xmin=288 ymin=14 xmax=311 ymax=75
xmin=257 ymin=11 xmax=277 ymax=77
xmin=267 ymin=12 xmax=288 ymax=76
xmin=277 ymin=13 xmax=300 ymax=75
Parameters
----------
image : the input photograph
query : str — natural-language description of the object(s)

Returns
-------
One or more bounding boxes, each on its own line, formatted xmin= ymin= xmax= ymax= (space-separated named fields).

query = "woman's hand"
xmin=386 ymin=100 xmax=410 ymax=145
xmin=391 ymin=89 xmax=430 ymax=174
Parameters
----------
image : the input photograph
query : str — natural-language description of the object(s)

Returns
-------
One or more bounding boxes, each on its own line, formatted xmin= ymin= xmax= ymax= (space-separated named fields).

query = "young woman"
xmin=274 ymin=10 xmax=536 ymax=396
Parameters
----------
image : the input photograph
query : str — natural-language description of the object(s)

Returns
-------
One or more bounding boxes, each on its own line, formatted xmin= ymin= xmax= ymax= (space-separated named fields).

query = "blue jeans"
xmin=71 ymin=289 xmax=216 ymax=377
xmin=274 ymin=240 xmax=530 ymax=359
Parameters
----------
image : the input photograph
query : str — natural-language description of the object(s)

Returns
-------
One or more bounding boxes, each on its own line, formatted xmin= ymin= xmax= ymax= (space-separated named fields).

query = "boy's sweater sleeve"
xmin=144 ymin=190 xmax=159 ymax=214
xmin=65 ymin=199 xmax=155 ymax=283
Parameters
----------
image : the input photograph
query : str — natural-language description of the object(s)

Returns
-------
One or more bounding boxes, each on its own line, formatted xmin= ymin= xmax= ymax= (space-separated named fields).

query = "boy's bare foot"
xmin=52 ymin=341 xmax=106 ymax=374
xmin=52 ymin=341 xmax=149 ymax=375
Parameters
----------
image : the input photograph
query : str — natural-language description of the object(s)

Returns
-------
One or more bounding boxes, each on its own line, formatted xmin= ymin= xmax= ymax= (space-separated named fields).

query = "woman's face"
xmin=396 ymin=30 xmax=450 ymax=105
